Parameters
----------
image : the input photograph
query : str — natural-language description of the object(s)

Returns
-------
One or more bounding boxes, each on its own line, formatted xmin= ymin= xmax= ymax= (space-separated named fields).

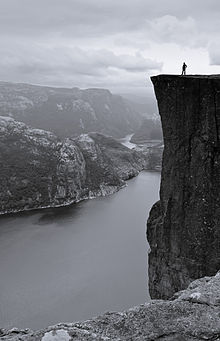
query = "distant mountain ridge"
xmin=0 ymin=81 xmax=142 ymax=138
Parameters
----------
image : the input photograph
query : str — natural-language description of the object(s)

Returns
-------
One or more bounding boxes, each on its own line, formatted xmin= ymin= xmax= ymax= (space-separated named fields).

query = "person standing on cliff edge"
xmin=181 ymin=62 xmax=187 ymax=75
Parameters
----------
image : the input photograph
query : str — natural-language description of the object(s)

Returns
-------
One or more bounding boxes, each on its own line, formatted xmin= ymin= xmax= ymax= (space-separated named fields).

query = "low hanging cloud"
xmin=0 ymin=40 xmax=162 ymax=88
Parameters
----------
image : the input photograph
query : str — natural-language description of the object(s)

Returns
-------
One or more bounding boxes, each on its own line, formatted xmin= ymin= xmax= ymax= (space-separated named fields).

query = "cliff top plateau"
xmin=152 ymin=74 xmax=220 ymax=79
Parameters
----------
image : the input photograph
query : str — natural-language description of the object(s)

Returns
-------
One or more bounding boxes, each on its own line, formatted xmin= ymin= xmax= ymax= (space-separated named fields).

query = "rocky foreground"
xmin=1 ymin=271 xmax=220 ymax=340
xmin=0 ymin=116 xmax=148 ymax=215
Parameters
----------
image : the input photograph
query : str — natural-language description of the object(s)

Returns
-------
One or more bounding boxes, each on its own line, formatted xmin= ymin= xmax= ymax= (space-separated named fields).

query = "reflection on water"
xmin=36 ymin=203 xmax=84 ymax=225
xmin=0 ymin=171 xmax=160 ymax=330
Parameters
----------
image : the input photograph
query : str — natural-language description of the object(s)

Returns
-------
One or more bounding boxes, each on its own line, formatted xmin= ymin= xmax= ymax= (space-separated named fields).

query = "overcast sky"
xmin=1 ymin=0 xmax=220 ymax=95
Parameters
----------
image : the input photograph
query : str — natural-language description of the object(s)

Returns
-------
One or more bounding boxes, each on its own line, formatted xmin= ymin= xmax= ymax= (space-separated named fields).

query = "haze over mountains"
xmin=0 ymin=81 xmax=146 ymax=139
xmin=131 ymin=116 xmax=162 ymax=143
xmin=119 ymin=92 xmax=158 ymax=117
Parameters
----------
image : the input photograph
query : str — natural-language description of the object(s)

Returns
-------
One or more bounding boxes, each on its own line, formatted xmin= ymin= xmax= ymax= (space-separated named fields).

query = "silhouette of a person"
xmin=181 ymin=62 xmax=187 ymax=75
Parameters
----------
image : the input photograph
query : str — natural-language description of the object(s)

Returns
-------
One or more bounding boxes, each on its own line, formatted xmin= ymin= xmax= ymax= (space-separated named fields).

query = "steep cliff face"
xmin=147 ymin=75 xmax=220 ymax=299
xmin=0 ymin=116 xmax=146 ymax=215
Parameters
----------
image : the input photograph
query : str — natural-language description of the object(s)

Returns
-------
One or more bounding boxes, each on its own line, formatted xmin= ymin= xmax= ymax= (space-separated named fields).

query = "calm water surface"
xmin=0 ymin=171 xmax=160 ymax=330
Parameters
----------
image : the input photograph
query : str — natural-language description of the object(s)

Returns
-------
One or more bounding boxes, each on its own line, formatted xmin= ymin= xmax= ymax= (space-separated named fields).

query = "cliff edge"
xmin=1 ymin=271 xmax=220 ymax=340
xmin=147 ymin=75 xmax=220 ymax=299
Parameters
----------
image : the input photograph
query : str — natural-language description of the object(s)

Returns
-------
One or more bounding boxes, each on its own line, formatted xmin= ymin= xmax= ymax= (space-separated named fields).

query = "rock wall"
xmin=147 ymin=75 xmax=220 ymax=299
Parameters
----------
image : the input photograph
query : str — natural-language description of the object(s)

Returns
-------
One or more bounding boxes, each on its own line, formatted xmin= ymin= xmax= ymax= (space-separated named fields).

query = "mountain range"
xmin=0 ymin=81 xmax=143 ymax=139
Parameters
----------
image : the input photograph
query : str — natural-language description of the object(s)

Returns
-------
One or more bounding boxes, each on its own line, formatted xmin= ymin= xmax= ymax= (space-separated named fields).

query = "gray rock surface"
xmin=1 ymin=271 xmax=220 ymax=340
xmin=147 ymin=75 xmax=220 ymax=299
xmin=0 ymin=116 xmax=146 ymax=215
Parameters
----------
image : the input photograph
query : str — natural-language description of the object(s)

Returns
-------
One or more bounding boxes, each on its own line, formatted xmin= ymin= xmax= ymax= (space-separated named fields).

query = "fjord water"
xmin=0 ymin=171 xmax=160 ymax=330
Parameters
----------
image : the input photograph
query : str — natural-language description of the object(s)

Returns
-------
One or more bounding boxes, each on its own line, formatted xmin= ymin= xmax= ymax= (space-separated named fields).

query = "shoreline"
xmin=0 ymin=168 xmax=161 ymax=218
xmin=0 ymin=183 xmax=126 ymax=218
xmin=0 ymin=132 xmax=162 ymax=218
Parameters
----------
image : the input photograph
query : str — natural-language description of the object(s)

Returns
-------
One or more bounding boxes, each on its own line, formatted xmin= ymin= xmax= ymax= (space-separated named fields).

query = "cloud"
xmin=0 ymin=0 xmax=220 ymax=92
xmin=147 ymin=16 xmax=198 ymax=46
xmin=0 ymin=39 xmax=161 ymax=88
xmin=0 ymin=0 xmax=219 ymax=40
